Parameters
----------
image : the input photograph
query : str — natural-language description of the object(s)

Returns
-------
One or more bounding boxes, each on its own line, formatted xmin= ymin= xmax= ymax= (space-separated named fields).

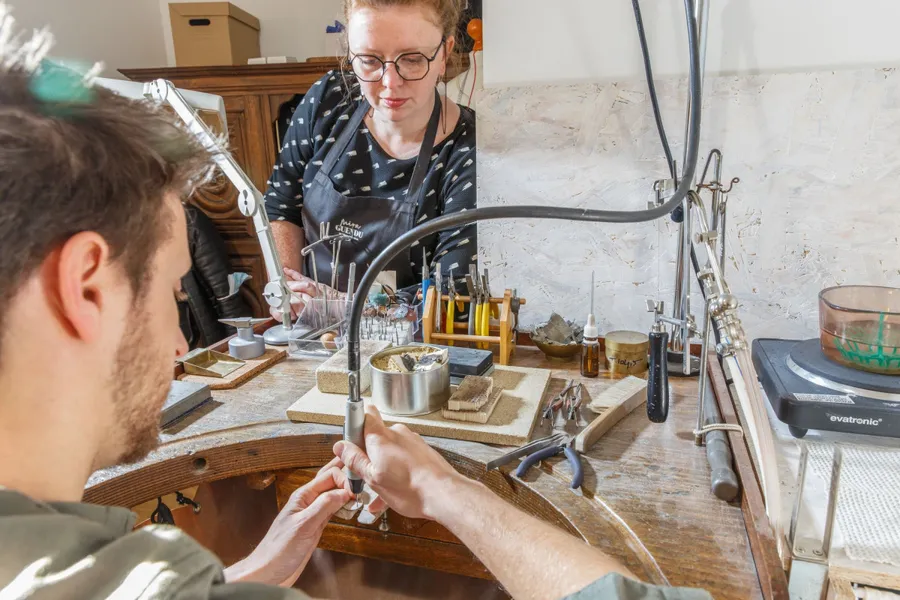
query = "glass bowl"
xmin=818 ymin=285 xmax=900 ymax=375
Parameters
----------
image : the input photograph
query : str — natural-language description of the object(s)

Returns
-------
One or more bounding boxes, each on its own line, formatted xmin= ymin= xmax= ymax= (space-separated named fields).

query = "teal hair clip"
xmin=29 ymin=58 xmax=98 ymax=111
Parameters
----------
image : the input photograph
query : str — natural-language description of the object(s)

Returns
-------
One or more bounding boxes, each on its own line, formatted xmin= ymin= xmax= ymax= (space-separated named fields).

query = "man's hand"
xmin=223 ymin=458 xmax=350 ymax=587
xmin=333 ymin=405 xmax=462 ymax=520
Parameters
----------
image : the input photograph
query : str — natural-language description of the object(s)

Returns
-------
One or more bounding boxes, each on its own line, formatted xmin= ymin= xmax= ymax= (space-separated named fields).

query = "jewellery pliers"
xmin=514 ymin=432 xmax=584 ymax=490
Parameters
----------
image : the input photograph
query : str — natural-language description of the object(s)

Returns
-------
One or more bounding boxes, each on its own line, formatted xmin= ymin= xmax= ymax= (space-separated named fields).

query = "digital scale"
xmin=752 ymin=338 xmax=900 ymax=439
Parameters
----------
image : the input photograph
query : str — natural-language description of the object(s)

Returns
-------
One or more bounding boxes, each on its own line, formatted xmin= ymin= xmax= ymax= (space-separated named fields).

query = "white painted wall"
xmin=160 ymin=0 xmax=344 ymax=66
xmin=483 ymin=0 xmax=900 ymax=87
xmin=477 ymin=68 xmax=900 ymax=339
xmin=15 ymin=0 xmax=167 ymax=78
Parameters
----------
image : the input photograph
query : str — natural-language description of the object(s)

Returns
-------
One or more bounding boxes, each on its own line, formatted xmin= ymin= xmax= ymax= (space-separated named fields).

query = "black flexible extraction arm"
xmin=342 ymin=0 xmax=704 ymax=495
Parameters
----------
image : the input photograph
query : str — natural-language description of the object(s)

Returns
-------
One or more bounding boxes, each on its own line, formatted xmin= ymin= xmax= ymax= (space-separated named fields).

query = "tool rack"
xmin=421 ymin=288 xmax=525 ymax=365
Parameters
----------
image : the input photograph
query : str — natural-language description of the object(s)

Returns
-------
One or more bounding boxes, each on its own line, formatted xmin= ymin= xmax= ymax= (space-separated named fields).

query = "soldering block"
xmin=315 ymin=340 xmax=392 ymax=395
xmin=446 ymin=375 xmax=493 ymax=411
xmin=442 ymin=387 xmax=504 ymax=424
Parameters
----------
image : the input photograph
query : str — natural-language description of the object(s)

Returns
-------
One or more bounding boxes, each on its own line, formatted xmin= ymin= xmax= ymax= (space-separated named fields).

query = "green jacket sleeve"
xmin=563 ymin=574 xmax=714 ymax=600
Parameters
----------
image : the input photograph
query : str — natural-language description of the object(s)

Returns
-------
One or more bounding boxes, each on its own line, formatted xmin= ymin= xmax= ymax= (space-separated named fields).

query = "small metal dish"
xmin=369 ymin=345 xmax=451 ymax=416
xmin=177 ymin=348 xmax=245 ymax=378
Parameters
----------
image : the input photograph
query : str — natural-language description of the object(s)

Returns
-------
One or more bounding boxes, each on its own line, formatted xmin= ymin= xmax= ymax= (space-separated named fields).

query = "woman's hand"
xmin=223 ymin=458 xmax=351 ymax=587
xmin=269 ymin=267 xmax=318 ymax=321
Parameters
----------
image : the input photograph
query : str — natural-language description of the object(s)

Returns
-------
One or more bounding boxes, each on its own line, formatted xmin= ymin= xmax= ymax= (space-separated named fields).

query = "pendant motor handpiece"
xmin=343 ymin=370 xmax=366 ymax=495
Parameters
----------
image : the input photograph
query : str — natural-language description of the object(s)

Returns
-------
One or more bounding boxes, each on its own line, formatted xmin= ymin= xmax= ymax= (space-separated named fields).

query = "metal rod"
xmin=695 ymin=293 xmax=713 ymax=444
xmin=789 ymin=444 xmax=809 ymax=546
xmin=590 ymin=270 xmax=595 ymax=315
xmin=671 ymin=219 xmax=687 ymax=353
xmin=681 ymin=0 xmax=708 ymax=171
xmin=821 ymin=446 xmax=843 ymax=557
xmin=717 ymin=193 xmax=728 ymax=273
xmin=671 ymin=0 xmax=708 ymax=370
xmin=681 ymin=193 xmax=692 ymax=374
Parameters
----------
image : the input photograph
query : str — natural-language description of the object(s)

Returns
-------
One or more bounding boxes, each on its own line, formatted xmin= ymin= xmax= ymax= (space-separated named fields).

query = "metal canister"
xmin=369 ymin=346 xmax=450 ymax=416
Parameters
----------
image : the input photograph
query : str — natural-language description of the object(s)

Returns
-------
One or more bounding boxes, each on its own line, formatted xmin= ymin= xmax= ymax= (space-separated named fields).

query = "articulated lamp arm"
xmin=142 ymin=79 xmax=293 ymax=336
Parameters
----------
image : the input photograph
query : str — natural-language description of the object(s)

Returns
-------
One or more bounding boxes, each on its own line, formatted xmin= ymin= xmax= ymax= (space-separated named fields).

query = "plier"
xmin=420 ymin=248 xmax=432 ymax=308
xmin=433 ymin=263 xmax=442 ymax=334
xmin=484 ymin=269 xmax=499 ymax=319
xmin=479 ymin=274 xmax=491 ymax=348
xmin=514 ymin=433 xmax=584 ymax=490
xmin=445 ymin=269 xmax=458 ymax=346
xmin=465 ymin=273 xmax=478 ymax=341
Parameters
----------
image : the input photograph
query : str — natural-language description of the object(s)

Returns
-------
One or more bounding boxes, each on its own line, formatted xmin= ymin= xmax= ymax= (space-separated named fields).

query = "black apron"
xmin=300 ymin=91 xmax=442 ymax=293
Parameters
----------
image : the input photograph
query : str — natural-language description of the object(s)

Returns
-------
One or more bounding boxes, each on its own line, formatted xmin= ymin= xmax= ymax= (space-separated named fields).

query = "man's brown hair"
xmin=0 ymin=62 xmax=214 ymax=357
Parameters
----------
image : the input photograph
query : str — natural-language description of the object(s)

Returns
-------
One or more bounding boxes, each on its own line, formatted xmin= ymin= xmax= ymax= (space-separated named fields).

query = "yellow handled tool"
xmin=445 ymin=274 xmax=457 ymax=346
xmin=485 ymin=269 xmax=500 ymax=319
xmin=480 ymin=298 xmax=490 ymax=348
xmin=474 ymin=300 xmax=484 ymax=348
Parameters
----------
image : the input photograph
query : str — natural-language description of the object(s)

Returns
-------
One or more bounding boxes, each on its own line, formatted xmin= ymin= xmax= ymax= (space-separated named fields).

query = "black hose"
xmin=632 ymin=0 xmax=676 ymax=180
xmin=346 ymin=0 xmax=703 ymax=378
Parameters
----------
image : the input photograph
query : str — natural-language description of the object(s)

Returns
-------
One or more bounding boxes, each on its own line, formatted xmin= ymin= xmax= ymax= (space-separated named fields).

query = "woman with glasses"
xmin=264 ymin=0 xmax=475 ymax=318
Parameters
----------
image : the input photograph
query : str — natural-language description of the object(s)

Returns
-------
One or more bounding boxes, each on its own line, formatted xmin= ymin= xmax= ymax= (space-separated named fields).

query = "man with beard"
xmin=0 ymin=22 xmax=355 ymax=597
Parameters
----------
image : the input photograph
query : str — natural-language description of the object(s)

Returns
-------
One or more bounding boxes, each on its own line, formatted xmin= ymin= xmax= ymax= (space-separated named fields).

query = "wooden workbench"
xmin=85 ymin=345 xmax=767 ymax=599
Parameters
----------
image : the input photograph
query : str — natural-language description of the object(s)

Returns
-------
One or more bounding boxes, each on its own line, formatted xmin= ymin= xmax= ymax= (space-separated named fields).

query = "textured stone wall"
xmin=477 ymin=68 xmax=900 ymax=340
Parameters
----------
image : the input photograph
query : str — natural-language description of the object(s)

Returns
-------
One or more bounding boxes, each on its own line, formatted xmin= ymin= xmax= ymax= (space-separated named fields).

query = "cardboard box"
xmin=169 ymin=2 xmax=260 ymax=66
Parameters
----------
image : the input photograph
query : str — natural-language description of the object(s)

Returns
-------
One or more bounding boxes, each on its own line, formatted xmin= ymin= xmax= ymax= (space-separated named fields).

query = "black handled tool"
xmin=646 ymin=300 xmax=670 ymax=423
xmin=647 ymin=328 xmax=669 ymax=422
xmin=515 ymin=438 xmax=584 ymax=490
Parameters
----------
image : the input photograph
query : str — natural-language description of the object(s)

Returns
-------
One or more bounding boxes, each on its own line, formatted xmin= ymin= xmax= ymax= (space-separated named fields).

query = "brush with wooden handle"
xmin=574 ymin=376 xmax=648 ymax=454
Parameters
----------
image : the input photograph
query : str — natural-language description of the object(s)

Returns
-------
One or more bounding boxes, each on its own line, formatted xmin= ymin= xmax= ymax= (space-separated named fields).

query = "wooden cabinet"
xmin=121 ymin=59 xmax=468 ymax=316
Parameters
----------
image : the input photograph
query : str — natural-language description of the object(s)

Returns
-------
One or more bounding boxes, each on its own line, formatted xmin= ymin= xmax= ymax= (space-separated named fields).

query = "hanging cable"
xmin=631 ymin=0 xmax=676 ymax=180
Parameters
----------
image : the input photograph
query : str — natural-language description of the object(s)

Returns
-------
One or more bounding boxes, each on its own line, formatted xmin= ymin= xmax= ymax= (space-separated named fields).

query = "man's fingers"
xmin=364 ymin=404 xmax=385 ymax=431
xmin=333 ymin=440 xmax=373 ymax=483
xmin=301 ymin=488 xmax=352 ymax=529
xmin=317 ymin=456 xmax=344 ymax=475
xmin=290 ymin=465 xmax=345 ymax=510
xmin=366 ymin=495 xmax=387 ymax=515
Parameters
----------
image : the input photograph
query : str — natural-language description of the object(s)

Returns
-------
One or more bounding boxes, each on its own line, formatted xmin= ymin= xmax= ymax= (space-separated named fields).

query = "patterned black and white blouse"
xmin=264 ymin=70 xmax=477 ymax=290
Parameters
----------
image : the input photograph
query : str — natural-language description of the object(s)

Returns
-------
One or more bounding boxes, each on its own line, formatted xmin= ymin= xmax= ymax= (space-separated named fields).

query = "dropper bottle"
xmin=581 ymin=271 xmax=600 ymax=378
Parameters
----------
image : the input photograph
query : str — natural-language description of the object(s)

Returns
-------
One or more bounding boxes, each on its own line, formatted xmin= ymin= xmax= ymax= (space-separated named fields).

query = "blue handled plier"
xmin=514 ymin=434 xmax=584 ymax=490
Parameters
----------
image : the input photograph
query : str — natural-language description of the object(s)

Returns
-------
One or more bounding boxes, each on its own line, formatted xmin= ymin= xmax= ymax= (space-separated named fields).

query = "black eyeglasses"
xmin=349 ymin=38 xmax=445 ymax=82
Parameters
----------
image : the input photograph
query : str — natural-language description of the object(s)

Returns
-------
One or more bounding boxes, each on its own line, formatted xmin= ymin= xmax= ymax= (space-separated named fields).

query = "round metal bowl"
xmin=369 ymin=345 xmax=451 ymax=416
xmin=532 ymin=338 xmax=583 ymax=361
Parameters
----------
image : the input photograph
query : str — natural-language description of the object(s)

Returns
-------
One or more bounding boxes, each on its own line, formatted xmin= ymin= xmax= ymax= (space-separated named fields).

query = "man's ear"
xmin=44 ymin=232 xmax=114 ymax=344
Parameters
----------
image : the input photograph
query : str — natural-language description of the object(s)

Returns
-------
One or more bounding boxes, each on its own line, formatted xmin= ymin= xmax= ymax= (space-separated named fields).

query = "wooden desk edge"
xmin=707 ymin=353 xmax=790 ymax=600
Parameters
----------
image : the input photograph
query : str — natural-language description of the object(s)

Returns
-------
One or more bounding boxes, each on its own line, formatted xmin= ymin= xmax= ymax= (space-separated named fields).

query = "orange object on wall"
xmin=467 ymin=18 xmax=483 ymax=52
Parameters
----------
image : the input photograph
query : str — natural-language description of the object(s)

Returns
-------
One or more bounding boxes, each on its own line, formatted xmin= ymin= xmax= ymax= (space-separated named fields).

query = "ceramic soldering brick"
xmin=315 ymin=340 xmax=392 ymax=394
xmin=442 ymin=387 xmax=504 ymax=424
xmin=446 ymin=375 xmax=493 ymax=411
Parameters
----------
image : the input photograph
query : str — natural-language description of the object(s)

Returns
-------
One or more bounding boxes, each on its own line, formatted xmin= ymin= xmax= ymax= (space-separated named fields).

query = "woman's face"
xmin=348 ymin=5 xmax=453 ymax=122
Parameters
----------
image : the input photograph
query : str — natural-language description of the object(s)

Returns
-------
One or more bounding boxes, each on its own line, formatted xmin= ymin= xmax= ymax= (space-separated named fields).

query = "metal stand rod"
xmin=695 ymin=293 xmax=713 ymax=444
